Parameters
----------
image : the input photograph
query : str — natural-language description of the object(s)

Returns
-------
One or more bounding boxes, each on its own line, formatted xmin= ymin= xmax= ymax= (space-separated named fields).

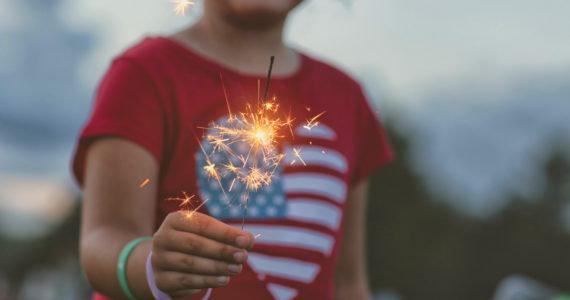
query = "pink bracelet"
xmin=145 ymin=252 xmax=213 ymax=300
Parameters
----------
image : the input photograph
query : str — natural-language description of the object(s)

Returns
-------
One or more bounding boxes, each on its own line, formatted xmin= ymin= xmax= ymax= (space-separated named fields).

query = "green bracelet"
xmin=117 ymin=237 xmax=152 ymax=300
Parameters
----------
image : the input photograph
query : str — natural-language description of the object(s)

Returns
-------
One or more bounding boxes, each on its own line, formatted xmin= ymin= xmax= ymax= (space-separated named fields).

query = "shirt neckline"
xmin=156 ymin=36 xmax=309 ymax=83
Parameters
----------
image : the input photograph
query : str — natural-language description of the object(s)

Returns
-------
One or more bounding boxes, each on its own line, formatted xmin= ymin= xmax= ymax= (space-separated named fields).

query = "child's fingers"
xmin=154 ymin=230 xmax=247 ymax=263
xmin=155 ymin=270 xmax=230 ymax=293
xmin=153 ymin=250 xmax=243 ymax=276
xmin=167 ymin=212 xmax=254 ymax=249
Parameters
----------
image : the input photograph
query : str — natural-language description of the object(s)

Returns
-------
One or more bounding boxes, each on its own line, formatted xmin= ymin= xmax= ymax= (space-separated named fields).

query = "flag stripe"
xmin=287 ymin=198 xmax=342 ymax=230
xmin=283 ymin=173 xmax=347 ymax=203
xmin=283 ymin=146 xmax=348 ymax=173
xmin=294 ymin=124 xmax=336 ymax=140
xmin=247 ymin=253 xmax=320 ymax=283
xmin=236 ymin=224 xmax=334 ymax=255
xmin=266 ymin=283 xmax=298 ymax=300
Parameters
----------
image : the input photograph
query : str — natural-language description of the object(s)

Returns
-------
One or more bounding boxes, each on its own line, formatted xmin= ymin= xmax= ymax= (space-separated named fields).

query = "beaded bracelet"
xmin=118 ymin=237 xmax=153 ymax=300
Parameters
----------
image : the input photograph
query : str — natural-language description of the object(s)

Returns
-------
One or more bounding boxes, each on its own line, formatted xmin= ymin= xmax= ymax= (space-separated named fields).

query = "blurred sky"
xmin=1 ymin=0 xmax=570 ymax=227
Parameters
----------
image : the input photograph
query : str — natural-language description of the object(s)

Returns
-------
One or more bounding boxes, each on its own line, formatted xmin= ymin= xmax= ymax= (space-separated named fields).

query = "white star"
xmin=210 ymin=205 xmax=221 ymax=216
xmin=273 ymin=195 xmax=285 ymax=205
xmin=266 ymin=206 xmax=277 ymax=216
xmin=230 ymin=206 xmax=240 ymax=216
xmin=209 ymin=180 xmax=220 ymax=190
xmin=256 ymin=195 xmax=267 ymax=206
xmin=249 ymin=206 xmax=259 ymax=216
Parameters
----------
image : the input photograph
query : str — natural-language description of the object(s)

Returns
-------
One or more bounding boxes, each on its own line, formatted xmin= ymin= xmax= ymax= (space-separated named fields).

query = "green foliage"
xmin=367 ymin=125 xmax=570 ymax=299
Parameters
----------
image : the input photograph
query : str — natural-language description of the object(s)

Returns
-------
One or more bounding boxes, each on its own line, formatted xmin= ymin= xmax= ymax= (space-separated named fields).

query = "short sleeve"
xmin=72 ymin=58 xmax=166 ymax=186
xmin=351 ymin=87 xmax=394 ymax=184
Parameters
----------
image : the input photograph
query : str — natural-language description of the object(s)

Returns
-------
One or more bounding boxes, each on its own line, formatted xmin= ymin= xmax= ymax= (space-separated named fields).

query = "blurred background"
xmin=1 ymin=0 xmax=569 ymax=299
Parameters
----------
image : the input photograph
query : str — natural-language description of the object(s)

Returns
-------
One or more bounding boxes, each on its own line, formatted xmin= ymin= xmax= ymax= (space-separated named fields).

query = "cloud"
xmin=403 ymin=68 xmax=570 ymax=216
xmin=57 ymin=0 xmax=199 ymax=88
xmin=56 ymin=0 xmax=570 ymax=101
xmin=287 ymin=0 xmax=570 ymax=101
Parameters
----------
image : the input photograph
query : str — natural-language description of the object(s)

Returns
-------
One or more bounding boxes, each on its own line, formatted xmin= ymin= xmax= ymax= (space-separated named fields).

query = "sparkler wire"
xmin=241 ymin=56 xmax=275 ymax=230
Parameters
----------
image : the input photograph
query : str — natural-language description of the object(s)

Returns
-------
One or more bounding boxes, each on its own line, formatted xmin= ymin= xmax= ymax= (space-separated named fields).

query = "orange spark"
xmin=166 ymin=191 xmax=196 ymax=208
xmin=184 ymin=198 xmax=209 ymax=219
xmin=254 ymin=233 xmax=262 ymax=239
xmin=303 ymin=111 xmax=326 ymax=130
xmin=139 ymin=178 xmax=150 ymax=188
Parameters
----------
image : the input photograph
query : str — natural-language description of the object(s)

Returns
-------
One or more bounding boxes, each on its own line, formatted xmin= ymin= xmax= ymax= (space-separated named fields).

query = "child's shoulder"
xmin=300 ymin=51 xmax=362 ymax=92
xmin=112 ymin=36 xmax=183 ymax=75
xmin=118 ymin=36 xmax=171 ymax=61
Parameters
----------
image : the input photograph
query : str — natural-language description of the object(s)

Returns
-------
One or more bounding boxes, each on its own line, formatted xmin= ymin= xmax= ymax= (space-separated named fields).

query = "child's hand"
xmin=151 ymin=211 xmax=254 ymax=298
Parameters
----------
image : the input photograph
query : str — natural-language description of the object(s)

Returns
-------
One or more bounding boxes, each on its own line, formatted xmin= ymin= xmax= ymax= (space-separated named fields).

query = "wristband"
xmin=146 ymin=252 xmax=213 ymax=300
xmin=118 ymin=237 xmax=152 ymax=300
xmin=146 ymin=251 xmax=172 ymax=300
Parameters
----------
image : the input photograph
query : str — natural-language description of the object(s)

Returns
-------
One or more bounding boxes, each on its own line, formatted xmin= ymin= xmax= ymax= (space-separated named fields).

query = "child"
xmin=72 ymin=1 xmax=393 ymax=299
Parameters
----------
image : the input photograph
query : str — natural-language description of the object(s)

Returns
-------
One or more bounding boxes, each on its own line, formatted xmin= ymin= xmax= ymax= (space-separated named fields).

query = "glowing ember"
xmin=139 ymin=178 xmax=150 ymax=188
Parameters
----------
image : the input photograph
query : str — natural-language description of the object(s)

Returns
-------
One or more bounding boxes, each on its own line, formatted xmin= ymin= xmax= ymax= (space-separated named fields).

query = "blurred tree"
xmin=0 ymin=199 xmax=89 ymax=298
xmin=367 ymin=126 xmax=570 ymax=300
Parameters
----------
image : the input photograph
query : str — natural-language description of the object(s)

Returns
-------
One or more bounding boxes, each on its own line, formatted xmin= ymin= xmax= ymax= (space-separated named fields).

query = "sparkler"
xmin=194 ymin=56 xmax=326 ymax=230
xmin=195 ymin=57 xmax=284 ymax=229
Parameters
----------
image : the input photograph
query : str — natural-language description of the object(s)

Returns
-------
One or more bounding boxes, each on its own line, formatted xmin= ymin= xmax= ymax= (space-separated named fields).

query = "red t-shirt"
xmin=73 ymin=37 xmax=393 ymax=300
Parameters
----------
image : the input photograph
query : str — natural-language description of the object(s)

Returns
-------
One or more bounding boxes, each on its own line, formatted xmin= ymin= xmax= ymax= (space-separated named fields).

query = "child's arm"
xmin=80 ymin=137 xmax=254 ymax=299
xmin=334 ymin=181 xmax=371 ymax=300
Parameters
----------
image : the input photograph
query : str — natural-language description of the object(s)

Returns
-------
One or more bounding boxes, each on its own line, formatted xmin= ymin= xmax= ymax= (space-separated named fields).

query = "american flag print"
xmin=196 ymin=116 xmax=348 ymax=300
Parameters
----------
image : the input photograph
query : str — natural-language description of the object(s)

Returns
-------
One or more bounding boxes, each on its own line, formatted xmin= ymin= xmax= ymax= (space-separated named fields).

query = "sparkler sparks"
xmin=293 ymin=147 xmax=306 ymax=166
xmin=166 ymin=191 xmax=209 ymax=219
xmin=196 ymin=56 xmax=294 ymax=229
xmin=194 ymin=57 xmax=327 ymax=229
xmin=172 ymin=0 xmax=194 ymax=16
xmin=303 ymin=111 xmax=326 ymax=130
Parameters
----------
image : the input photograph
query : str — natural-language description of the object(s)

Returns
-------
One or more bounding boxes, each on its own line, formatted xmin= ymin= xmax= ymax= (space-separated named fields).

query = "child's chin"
xmin=225 ymin=12 xmax=287 ymax=28
xmin=223 ymin=0 xmax=302 ymax=27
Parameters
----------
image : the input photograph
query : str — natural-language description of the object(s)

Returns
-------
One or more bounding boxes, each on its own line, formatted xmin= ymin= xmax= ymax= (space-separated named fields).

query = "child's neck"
xmin=172 ymin=13 xmax=300 ymax=77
